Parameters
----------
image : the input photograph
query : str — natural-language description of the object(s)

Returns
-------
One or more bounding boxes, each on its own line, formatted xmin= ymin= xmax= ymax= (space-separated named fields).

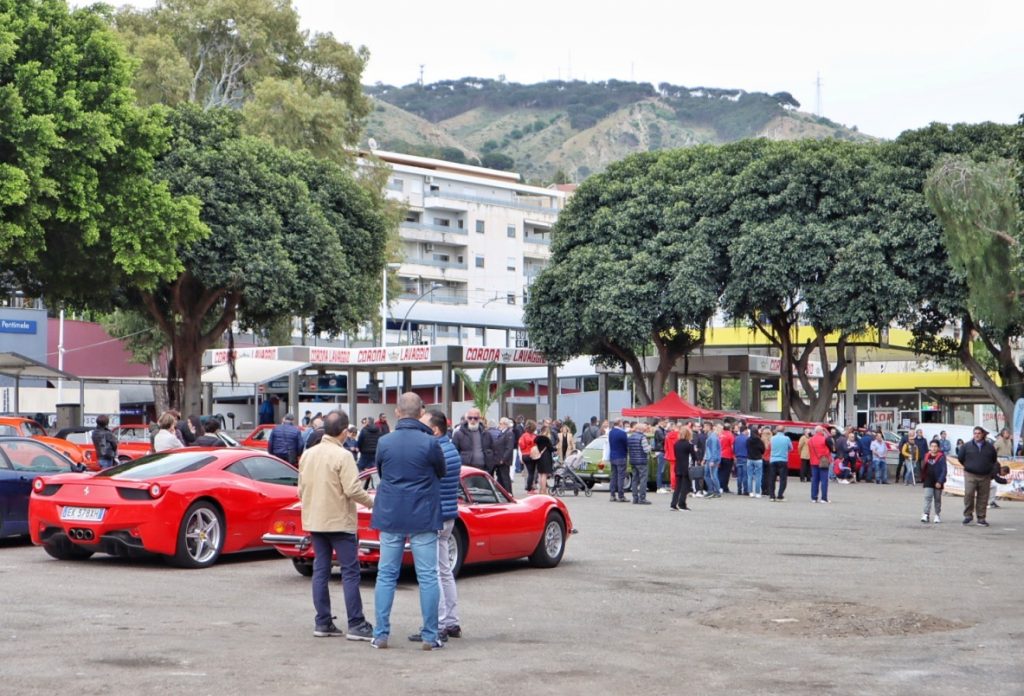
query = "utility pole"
xmin=815 ymin=72 xmax=823 ymax=117
xmin=418 ymin=64 xmax=424 ymax=87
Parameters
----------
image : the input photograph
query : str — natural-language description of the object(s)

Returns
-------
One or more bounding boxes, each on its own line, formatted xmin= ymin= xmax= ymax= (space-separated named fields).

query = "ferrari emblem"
xmin=83 ymin=487 xmax=90 ymax=496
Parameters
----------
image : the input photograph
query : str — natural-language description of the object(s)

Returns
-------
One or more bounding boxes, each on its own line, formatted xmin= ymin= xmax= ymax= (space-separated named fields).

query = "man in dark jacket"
xmin=370 ymin=393 xmax=446 ymax=651
xmin=857 ymin=429 xmax=875 ymax=482
xmin=492 ymin=417 xmax=516 ymax=493
xmin=450 ymin=408 xmax=497 ymax=473
xmin=193 ymin=419 xmax=225 ymax=447
xmin=913 ymin=429 xmax=929 ymax=481
xmin=356 ymin=419 xmax=382 ymax=472
xmin=409 ymin=409 xmax=463 ymax=644
xmin=268 ymin=413 xmax=304 ymax=465
xmin=91 ymin=415 xmax=118 ymax=469
xmin=960 ymin=426 xmax=999 ymax=527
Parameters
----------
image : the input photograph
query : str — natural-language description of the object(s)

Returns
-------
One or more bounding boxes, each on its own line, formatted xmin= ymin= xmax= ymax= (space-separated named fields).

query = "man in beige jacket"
xmin=299 ymin=410 xmax=375 ymax=640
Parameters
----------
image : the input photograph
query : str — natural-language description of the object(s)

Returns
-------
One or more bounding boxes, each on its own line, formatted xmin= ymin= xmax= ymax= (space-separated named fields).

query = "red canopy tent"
xmin=621 ymin=392 xmax=723 ymax=420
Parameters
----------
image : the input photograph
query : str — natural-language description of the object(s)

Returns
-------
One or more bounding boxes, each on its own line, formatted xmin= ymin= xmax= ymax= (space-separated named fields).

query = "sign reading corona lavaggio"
xmin=462 ymin=346 xmax=546 ymax=365
xmin=209 ymin=347 xmax=280 ymax=365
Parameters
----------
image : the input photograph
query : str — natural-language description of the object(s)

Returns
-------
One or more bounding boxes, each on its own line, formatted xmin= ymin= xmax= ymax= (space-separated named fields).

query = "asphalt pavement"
xmin=1 ymin=479 xmax=1022 ymax=696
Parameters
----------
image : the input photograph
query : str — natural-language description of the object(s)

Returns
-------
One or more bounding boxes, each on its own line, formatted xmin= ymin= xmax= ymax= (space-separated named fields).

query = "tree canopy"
xmin=0 ymin=0 xmax=205 ymax=303
xmin=137 ymin=104 xmax=392 ymax=414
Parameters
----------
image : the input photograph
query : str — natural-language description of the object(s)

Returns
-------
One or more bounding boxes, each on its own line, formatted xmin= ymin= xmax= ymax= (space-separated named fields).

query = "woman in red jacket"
xmin=518 ymin=420 xmax=537 ymax=494
xmin=664 ymin=425 xmax=680 ymax=491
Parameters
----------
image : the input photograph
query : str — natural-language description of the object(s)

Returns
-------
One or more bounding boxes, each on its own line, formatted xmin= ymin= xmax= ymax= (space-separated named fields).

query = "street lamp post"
xmin=381 ymin=262 xmax=401 ymax=347
xmin=399 ymin=283 xmax=443 ymax=345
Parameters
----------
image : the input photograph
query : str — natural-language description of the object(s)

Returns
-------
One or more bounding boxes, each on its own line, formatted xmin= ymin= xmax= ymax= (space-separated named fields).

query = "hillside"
xmin=362 ymin=78 xmax=872 ymax=182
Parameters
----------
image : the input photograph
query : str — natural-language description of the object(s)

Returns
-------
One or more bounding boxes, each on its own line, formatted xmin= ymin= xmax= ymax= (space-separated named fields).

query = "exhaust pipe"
xmin=70 ymin=528 xmax=95 ymax=541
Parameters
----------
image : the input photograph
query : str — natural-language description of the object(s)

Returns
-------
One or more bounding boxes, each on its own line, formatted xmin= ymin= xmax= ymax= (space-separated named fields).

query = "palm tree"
xmin=454 ymin=362 xmax=528 ymax=418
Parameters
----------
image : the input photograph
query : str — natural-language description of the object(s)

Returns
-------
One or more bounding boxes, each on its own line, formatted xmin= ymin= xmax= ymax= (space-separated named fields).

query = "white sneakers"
xmin=934 ymin=516 xmax=941 ymax=524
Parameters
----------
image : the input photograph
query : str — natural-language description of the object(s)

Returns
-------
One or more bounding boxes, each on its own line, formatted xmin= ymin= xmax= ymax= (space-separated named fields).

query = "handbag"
xmin=688 ymin=464 xmax=705 ymax=480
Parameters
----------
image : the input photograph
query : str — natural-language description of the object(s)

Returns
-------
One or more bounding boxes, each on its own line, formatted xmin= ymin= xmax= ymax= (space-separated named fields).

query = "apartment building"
xmin=368 ymin=150 xmax=569 ymax=347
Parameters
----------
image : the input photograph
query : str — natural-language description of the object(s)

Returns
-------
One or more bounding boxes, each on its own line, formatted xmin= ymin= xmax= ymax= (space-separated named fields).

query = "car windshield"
xmin=117 ymin=427 xmax=151 ymax=442
xmin=97 ymin=451 xmax=217 ymax=479
xmin=584 ymin=436 xmax=606 ymax=451
xmin=217 ymin=431 xmax=240 ymax=447
xmin=0 ymin=440 xmax=73 ymax=472
xmin=23 ymin=421 xmax=47 ymax=436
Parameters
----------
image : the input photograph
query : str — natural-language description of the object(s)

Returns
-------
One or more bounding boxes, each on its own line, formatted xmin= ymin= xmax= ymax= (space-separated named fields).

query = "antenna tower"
xmin=815 ymin=72 xmax=823 ymax=117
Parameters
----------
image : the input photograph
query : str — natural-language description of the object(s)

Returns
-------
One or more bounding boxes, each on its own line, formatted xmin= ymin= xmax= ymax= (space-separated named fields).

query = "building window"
xmin=404 ymin=211 xmax=421 ymax=223
xmin=507 ymin=257 xmax=516 ymax=271
xmin=457 ymin=219 xmax=464 ymax=229
xmin=507 ymin=293 xmax=516 ymax=305
xmin=506 ymin=224 xmax=515 ymax=238
xmin=433 ymin=217 xmax=450 ymax=227
xmin=475 ymin=220 xmax=485 ymax=234
xmin=475 ymin=255 xmax=485 ymax=268
xmin=387 ymin=178 xmax=404 ymax=192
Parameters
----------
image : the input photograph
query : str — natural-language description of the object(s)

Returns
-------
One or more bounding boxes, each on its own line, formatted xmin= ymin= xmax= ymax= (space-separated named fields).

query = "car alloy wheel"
xmin=528 ymin=511 xmax=566 ymax=568
xmin=171 ymin=501 xmax=225 ymax=568
xmin=184 ymin=507 xmax=221 ymax=564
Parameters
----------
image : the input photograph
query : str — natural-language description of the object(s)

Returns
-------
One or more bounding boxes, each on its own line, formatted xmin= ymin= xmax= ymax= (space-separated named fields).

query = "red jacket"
xmin=808 ymin=432 xmax=830 ymax=463
xmin=664 ymin=430 xmax=679 ymax=462
xmin=518 ymin=432 xmax=536 ymax=457
xmin=720 ymin=430 xmax=735 ymax=459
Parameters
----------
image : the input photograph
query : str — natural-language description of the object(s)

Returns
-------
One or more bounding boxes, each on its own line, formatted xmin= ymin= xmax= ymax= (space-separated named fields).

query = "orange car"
xmin=0 ymin=417 xmax=87 ymax=469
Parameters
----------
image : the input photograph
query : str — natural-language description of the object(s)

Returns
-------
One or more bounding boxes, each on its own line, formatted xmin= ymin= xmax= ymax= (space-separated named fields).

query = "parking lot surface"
xmin=2 ymin=481 xmax=1022 ymax=696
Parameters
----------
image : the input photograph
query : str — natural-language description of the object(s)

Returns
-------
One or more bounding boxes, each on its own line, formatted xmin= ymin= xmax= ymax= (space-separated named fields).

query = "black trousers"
xmin=524 ymin=458 xmax=537 ymax=492
xmin=800 ymin=458 xmax=811 ymax=482
xmin=769 ymin=461 xmax=789 ymax=498
xmin=494 ymin=464 xmax=512 ymax=494
xmin=719 ymin=458 xmax=734 ymax=492
xmin=670 ymin=474 xmax=691 ymax=509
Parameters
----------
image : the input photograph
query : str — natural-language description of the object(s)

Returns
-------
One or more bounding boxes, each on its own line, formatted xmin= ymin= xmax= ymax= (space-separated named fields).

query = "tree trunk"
xmin=959 ymin=317 xmax=1018 ymax=426
xmin=777 ymin=328 xmax=794 ymax=420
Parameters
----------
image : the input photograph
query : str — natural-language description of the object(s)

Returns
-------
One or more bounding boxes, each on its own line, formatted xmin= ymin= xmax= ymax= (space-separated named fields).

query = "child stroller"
xmin=550 ymin=450 xmax=592 ymax=497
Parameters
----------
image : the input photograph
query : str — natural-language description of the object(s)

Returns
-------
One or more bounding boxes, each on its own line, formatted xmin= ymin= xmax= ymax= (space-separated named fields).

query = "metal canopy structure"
xmin=0 ymin=352 xmax=79 ymax=414
xmin=201 ymin=344 xmax=555 ymax=422
xmin=201 ymin=358 xmax=312 ymax=386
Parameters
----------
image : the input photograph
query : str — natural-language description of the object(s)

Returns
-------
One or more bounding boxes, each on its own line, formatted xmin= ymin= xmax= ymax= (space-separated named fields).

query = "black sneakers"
xmin=444 ymin=625 xmax=461 ymax=638
xmin=314 ymin=621 xmax=343 ymax=638
xmin=408 ymin=630 xmax=449 ymax=643
xmin=346 ymin=621 xmax=373 ymax=641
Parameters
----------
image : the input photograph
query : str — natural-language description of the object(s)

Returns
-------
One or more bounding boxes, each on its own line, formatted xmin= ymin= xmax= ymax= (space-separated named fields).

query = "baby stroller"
xmin=550 ymin=450 xmax=592 ymax=497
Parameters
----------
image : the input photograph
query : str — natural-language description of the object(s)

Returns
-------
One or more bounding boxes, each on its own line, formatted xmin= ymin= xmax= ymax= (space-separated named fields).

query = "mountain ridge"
xmin=363 ymin=78 xmax=872 ymax=182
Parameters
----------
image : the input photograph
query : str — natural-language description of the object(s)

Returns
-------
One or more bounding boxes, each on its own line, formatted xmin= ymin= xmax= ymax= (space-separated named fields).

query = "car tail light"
xmin=148 ymin=483 xmax=165 ymax=499
xmin=271 ymin=520 xmax=296 ymax=534
xmin=597 ymin=462 xmax=605 ymax=471
xmin=33 ymin=477 xmax=45 ymax=493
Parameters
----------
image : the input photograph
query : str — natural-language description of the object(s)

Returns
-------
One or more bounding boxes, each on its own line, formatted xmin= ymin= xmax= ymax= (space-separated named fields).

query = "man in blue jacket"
xmin=268 ymin=413 xmax=304 ymax=465
xmin=857 ymin=429 xmax=875 ymax=482
xmin=603 ymin=420 xmax=629 ymax=502
xmin=371 ymin=393 xmax=446 ymax=650
xmin=409 ymin=409 xmax=463 ymax=644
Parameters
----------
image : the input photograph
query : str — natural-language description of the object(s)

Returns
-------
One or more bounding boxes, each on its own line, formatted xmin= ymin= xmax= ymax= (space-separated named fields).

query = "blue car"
xmin=0 ymin=438 xmax=78 ymax=538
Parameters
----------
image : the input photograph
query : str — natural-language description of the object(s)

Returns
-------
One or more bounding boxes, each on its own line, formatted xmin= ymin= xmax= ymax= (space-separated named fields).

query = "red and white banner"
xmin=209 ymin=347 xmax=279 ymax=365
xmin=463 ymin=346 xmax=546 ymax=365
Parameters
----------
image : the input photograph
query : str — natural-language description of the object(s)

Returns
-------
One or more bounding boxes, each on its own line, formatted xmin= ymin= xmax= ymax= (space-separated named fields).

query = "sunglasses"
xmin=467 ymin=416 xmax=480 ymax=421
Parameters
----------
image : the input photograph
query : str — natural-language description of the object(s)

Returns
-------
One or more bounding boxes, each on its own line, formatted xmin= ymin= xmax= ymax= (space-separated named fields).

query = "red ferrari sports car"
xmin=29 ymin=449 xmax=299 ymax=568
xmin=263 ymin=466 xmax=575 ymax=577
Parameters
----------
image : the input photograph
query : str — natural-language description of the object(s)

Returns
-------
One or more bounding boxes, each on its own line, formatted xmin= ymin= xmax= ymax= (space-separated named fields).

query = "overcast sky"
xmin=110 ymin=0 xmax=1022 ymax=139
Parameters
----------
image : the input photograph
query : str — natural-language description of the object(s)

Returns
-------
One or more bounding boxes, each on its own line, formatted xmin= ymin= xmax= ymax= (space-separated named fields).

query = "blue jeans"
xmin=98 ymin=457 xmax=115 ymax=469
xmin=310 ymin=531 xmax=365 ymax=629
xmin=373 ymin=531 xmax=440 ymax=643
xmin=735 ymin=457 xmax=749 ymax=495
xmin=873 ymin=458 xmax=888 ymax=483
xmin=704 ymin=462 xmax=721 ymax=494
xmin=610 ymin=459 xmax=627 ymax=499
xmin=656 ymin=452 xmax=666 ymax=490
xmin=748 ymin=459 xmax=763 ymax=495
xmin=811 ymin=466 xmax=830 ymax=501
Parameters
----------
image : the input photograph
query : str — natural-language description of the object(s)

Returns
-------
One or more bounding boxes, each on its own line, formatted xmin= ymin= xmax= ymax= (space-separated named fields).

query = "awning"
xmin=201 ymin=358 xmax=310 ymax=386
xmin=622 ymin=392 xmax=720 ymax=420
xmin=0 ymin=352 xmax=77 ymax=381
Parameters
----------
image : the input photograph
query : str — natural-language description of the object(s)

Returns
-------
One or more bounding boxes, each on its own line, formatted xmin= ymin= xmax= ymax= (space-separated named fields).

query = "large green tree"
xmin=137 ymin=105 xmax=391 ymax=414
xmin=882 ymin=122 xmax=1020 ymax=424
xmin=114 ymin=0 xmax=370 ymax=153
xmin=0 ymin=0 xmax=204 ymax=302
xmin=525 ymin=144 xmax=764 ymax=404
xmin=722 ymin=139 xmax=914 ymax=421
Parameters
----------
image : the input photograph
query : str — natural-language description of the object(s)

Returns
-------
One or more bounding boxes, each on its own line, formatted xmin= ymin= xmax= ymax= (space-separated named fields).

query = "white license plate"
xmin=60 ymin=506 xmax=105 ymax=522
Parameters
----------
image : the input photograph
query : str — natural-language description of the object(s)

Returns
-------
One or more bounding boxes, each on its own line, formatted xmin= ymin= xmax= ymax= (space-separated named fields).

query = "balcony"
xmin=400 ymin=221 xmax=469 ymax=247
xmin=425 ymin=190 xmax=561 ymax=214
xmin=399 ymin=292 xmax=468 ymax=305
